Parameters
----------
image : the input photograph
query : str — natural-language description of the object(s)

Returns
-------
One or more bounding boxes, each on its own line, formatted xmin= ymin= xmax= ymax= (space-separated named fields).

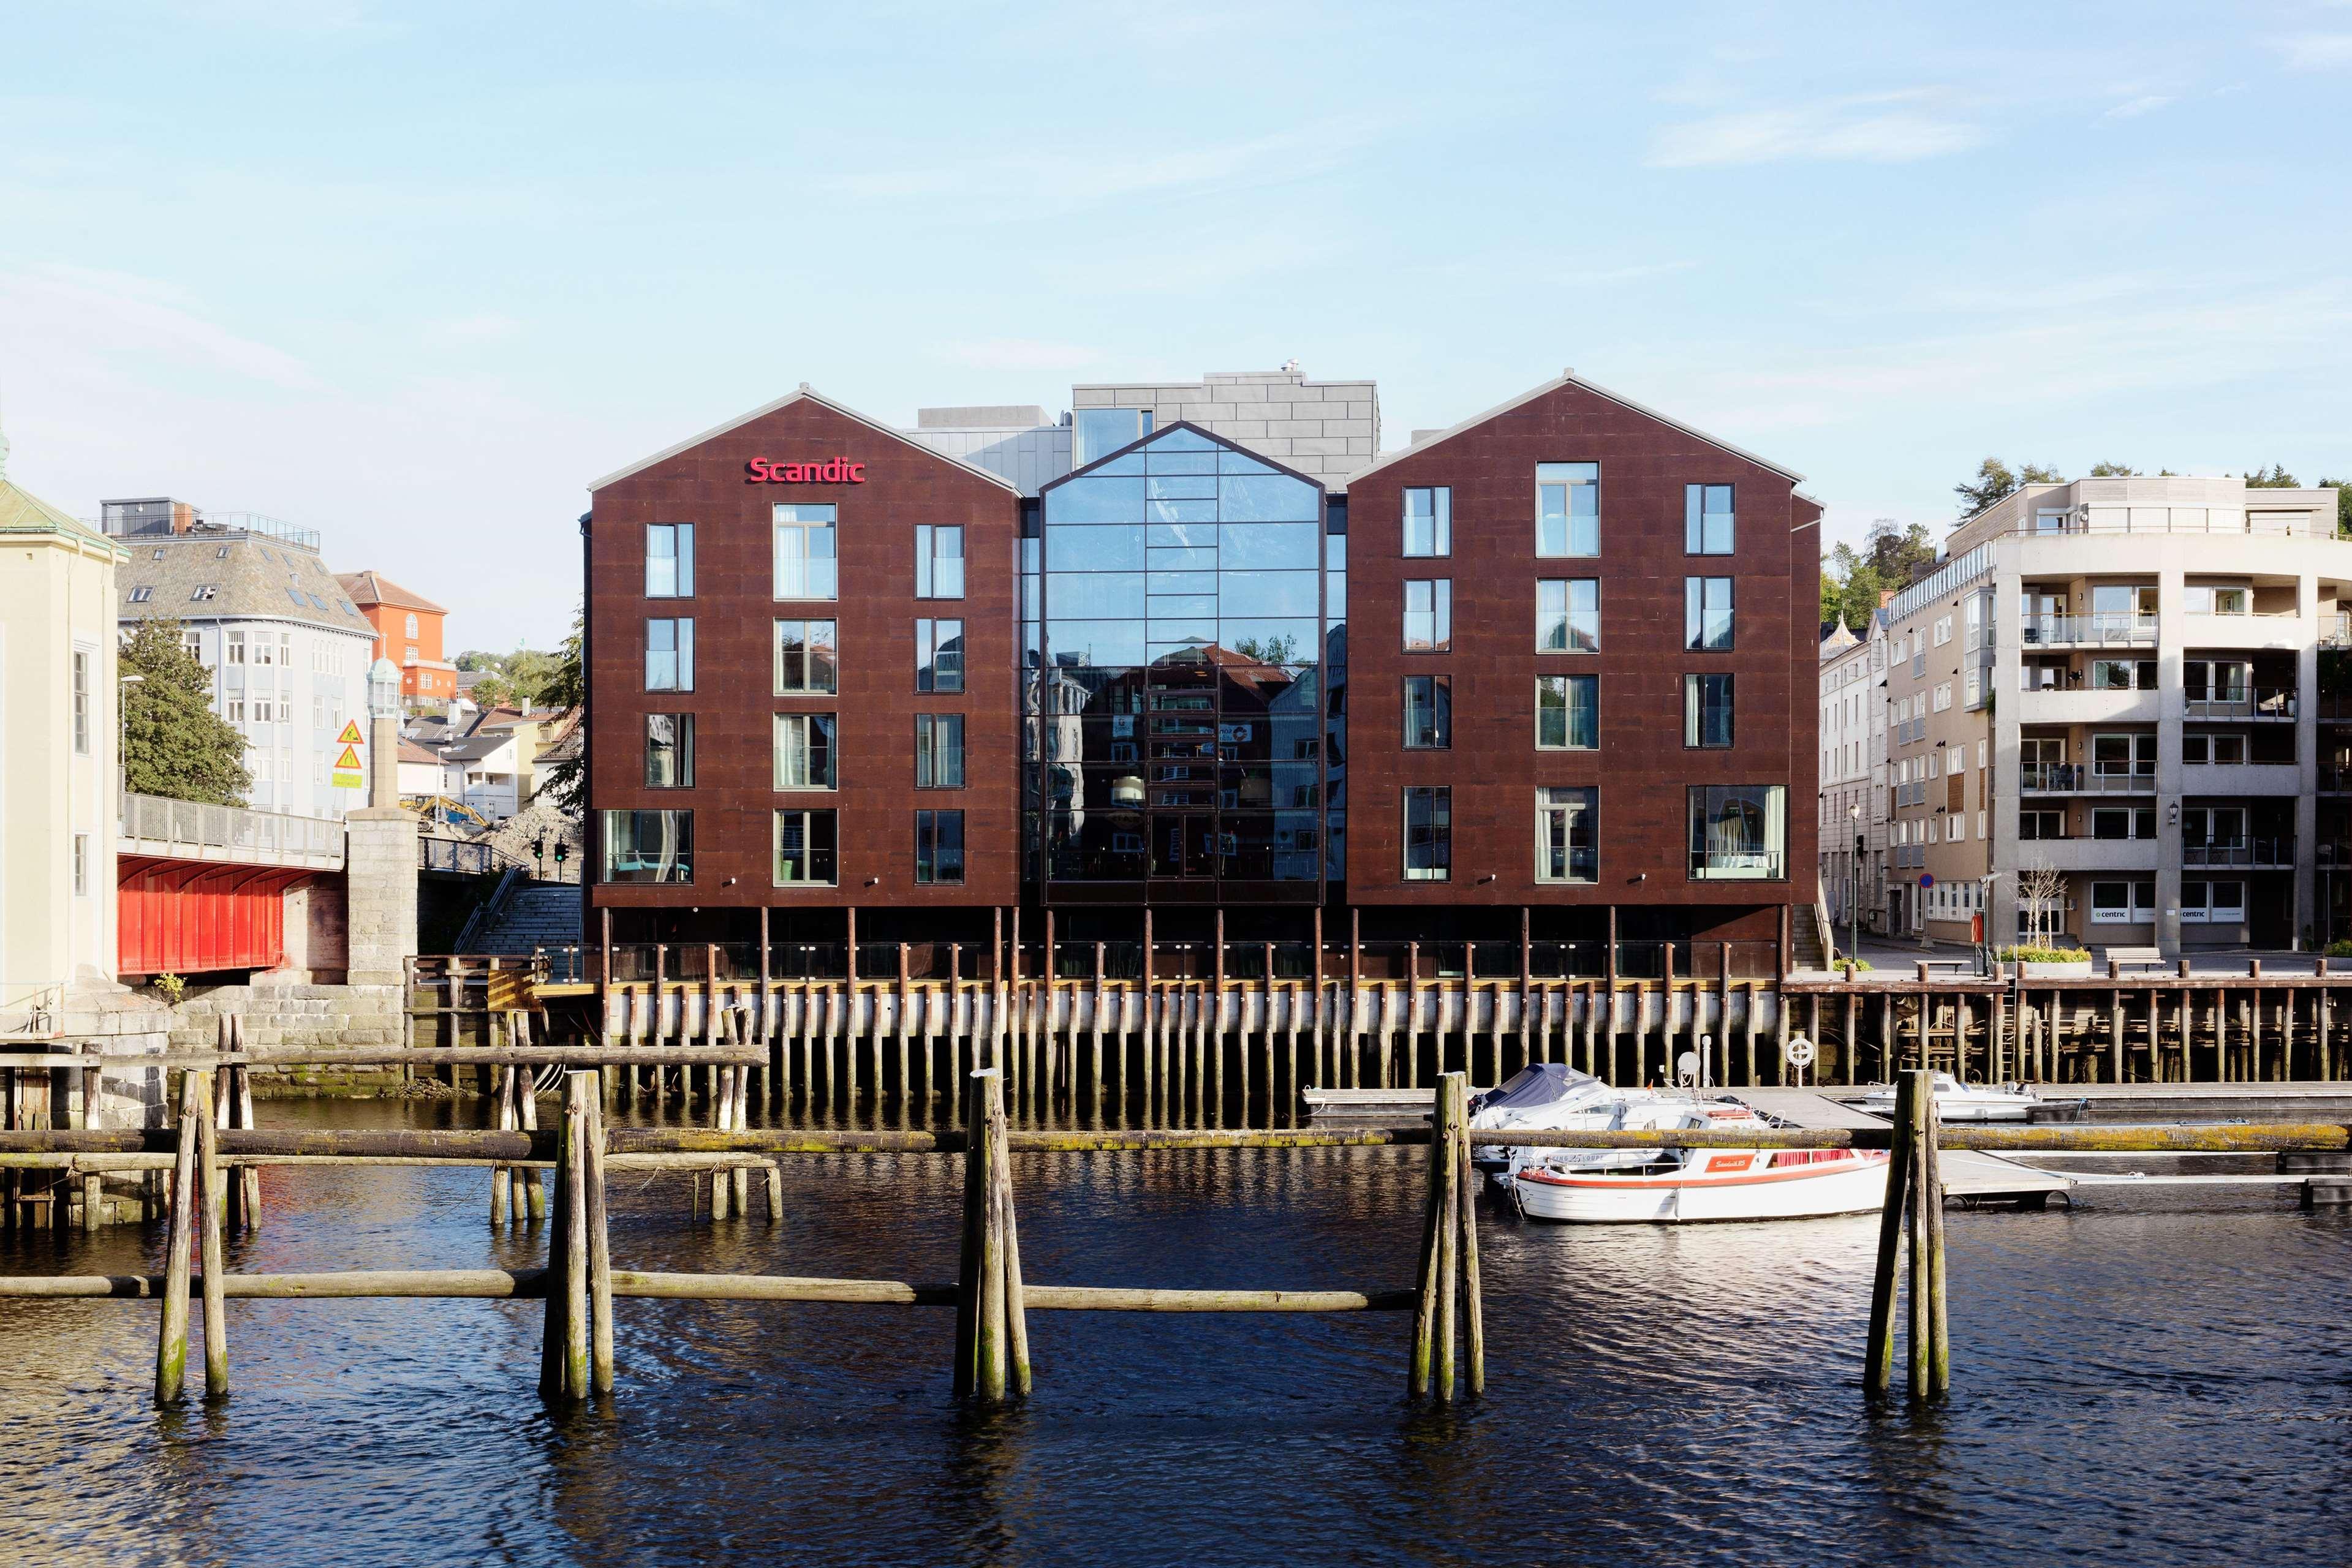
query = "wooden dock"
xmin=1733 ymin=1089 xmax=2073 ymax=1204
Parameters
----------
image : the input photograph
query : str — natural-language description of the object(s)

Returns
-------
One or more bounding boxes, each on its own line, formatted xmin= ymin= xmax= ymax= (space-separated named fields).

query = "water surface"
xmin=2 ymin=1100 xmax=2346 ymax=1566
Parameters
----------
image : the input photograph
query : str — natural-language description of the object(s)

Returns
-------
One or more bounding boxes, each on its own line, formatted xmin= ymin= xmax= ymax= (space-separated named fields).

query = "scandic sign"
xmin=746 ymin=457 xmax=866 ymax=484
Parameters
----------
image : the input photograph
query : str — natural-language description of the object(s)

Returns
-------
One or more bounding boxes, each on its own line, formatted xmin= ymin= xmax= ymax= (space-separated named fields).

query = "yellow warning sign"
xmin=336 ymin=720 xmax=365 ymax=744
xmin=335 ymin=744 xmax=363 ymax=770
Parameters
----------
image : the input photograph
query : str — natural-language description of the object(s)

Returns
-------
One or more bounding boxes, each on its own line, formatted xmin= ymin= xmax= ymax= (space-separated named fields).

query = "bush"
xmin=2326 ymin=940 xmax=2352 ymax=959
xmin=1836 ymin=959 xmax=1875 ymax=971
xmin=151 ymin=973 xmax=187 ymax=1006
xmin=1994 ymin=945 xmax=2083 ymax=964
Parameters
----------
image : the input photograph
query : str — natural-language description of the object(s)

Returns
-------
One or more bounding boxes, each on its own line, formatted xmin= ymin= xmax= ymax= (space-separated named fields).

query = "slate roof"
xmin=337 ymin=570 xmax=448 ymax=615
xmin=118 ymin=529 xmax=375 ymax=636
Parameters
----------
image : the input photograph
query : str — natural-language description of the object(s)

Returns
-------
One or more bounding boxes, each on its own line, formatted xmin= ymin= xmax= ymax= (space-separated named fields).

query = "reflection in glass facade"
xmin=1029 ymin=424 xmax=1333 ymax=895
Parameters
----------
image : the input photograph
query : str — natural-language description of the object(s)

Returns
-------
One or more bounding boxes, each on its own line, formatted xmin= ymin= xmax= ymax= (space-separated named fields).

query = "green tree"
xmin=1953 ymin=457 xmax=2063 ymax=517
xmin=470 ymin=673 xmax=517 ymax=709
xmin=534 ymin=608 xmax=586 ymax=816
xmin=121 ymin=619 xmax=251 ymax=804
xmin=2316 ymin=478 xmax=2352 ymax=537
xmin=2244 ymin=462 xmax=2300 ymax=488
xmin=2088 ymin=461 xmax=2138 ymax=477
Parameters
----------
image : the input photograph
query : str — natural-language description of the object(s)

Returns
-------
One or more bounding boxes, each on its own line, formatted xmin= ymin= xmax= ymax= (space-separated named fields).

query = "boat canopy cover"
xmin=1478 ymin=1063 xmax=1606 ymax=1112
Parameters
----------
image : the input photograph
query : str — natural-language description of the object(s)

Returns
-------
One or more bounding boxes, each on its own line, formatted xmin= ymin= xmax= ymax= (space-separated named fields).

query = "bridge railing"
xmin=118 ymin=791 xmax=346 ymax=868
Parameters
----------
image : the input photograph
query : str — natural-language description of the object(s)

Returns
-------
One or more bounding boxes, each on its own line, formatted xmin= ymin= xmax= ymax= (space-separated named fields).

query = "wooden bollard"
xmin=1862 ymin=1068 xmax=1948 ymax=1403
xmin=154 ymin=1068 xmax=203 ymax=1405
xmin=539 ymin=1072 xmax=594 ymax=1403
xmin=579 ymin=1072 xmax=615 ymax=1396
xmin=195 ymin=1071 xmax=229 ymax=1398
xmin=1410 ymin=1072 xmax=1481 ymax=1400
xmin=952 ymin=1069 xmax=1026 ymax=1401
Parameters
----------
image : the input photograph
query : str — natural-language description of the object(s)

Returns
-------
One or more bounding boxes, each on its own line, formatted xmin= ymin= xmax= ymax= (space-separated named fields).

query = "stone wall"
xmin=172 ymin=979 xmax=407 ymax=1095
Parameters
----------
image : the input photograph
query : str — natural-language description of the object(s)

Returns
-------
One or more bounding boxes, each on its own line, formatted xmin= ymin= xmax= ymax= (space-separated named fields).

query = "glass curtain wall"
xmin=1031 ymin=426 xmax=1328 ymax=895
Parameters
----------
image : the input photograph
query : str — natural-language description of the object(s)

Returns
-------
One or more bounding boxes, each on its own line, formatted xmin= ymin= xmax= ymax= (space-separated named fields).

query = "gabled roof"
xmin=590 ymin=384 xmax=1024 ymax=494
xmin=1348 ymin=369 xmax=1806 ymax=488
xmin=337 ymin=570 xmax=447 ymax=614
xmin=0 ymin=473 xmax=120 ymax=553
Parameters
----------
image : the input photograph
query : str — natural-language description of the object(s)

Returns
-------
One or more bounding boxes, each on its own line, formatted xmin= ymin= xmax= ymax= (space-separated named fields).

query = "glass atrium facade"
xmin=1025 ymin=424 xmax=1344 ymax=901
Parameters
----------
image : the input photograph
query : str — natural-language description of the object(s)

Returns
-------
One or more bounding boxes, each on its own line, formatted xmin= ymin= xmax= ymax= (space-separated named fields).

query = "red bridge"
xmin=116 ymin=793 xmax=347 ymax=976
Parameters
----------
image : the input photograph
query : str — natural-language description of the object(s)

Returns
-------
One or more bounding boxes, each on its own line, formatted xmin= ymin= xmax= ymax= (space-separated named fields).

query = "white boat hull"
xmin=1513 ymin=1152 xmax=1891 ymax=1224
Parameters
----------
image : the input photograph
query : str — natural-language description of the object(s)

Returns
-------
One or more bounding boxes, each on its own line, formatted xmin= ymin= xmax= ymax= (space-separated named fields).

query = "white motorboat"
xmin=1467 ymin=1064 xmax=1664 ymax=1173
xmin=1504 ymin=1098 xmax=1890 ymax=1224
xmin=1858 ymin=1072 xmax=2040 ymax=1123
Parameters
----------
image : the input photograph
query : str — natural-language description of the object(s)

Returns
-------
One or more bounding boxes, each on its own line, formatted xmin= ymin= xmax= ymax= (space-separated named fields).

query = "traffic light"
xmin=553 ymin=839 xmax=570 ymax=865
xmin=534 ymin=834 xmax=547 ymax=861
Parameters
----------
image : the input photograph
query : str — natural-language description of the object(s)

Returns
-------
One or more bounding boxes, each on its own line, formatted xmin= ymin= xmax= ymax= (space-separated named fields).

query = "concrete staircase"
xmin=465 ymin=880 xmax=583 ymax=956
xmin=1791 ymin=900 xmax=1830 ymax=971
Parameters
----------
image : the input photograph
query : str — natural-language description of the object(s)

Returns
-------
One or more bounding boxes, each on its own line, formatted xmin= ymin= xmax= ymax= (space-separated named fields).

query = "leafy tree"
xmin=2244 ymin=462 xmax=2300 ymax=488
xmin=2088 ymin=461 xmax=2138 ymax=477
xmin=2317 ymin=478 xmax=2352 ymax=538
xmin=535 ymin=608 xmax=587 ymax=816
xmin=469 ymin=673 xmax=517 ymax=710
xmin=121 ymin=619 xmax=251 ymax=804
xmin=1953 ymin=457 xmax=2063 ymax=517
xmin=1232 ymin=634 xmax=1298 ymax=664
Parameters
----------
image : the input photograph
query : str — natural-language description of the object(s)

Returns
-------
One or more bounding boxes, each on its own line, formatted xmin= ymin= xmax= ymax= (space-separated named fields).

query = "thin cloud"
xmin=2101 ymin=94 xmax=2175 ymax=120
xmin=0 ymin=264 xmax=317 ymax=390
xmin=2271 ymin=33 xmax=2352 ymax=70
xmin=1648 ymin=91 xmax=1986 ymax=167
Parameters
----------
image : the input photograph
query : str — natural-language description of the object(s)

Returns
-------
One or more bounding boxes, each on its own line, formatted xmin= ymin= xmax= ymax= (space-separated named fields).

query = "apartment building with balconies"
xmin=1818 ymin=618 xmax=1889 ymax=935
xmin=1869 ymin=473 xmax=2345 ymax=954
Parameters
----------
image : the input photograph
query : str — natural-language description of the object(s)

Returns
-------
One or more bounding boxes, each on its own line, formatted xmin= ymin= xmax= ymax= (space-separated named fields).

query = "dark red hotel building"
xmin=582 ymin=373 xmax=1819 ymax=970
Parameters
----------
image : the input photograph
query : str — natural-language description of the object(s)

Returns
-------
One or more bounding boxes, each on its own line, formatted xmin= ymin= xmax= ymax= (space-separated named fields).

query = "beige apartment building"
xmin=0 ymin=435 xmax=126 ymax=1025
xmin=1818 ymin=619 xmax=1888 ymax=938
xmin=1875 ymin=474 xmax=2345 ymax=954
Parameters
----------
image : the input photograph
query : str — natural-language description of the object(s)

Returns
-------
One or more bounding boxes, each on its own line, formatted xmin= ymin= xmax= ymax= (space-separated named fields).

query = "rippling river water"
xmin=2 ymin=1099 xmax=2348 ymax=1566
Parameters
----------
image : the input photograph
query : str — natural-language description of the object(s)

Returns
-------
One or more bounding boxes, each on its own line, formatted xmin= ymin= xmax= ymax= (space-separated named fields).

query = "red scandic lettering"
xmin=782 ymin=463 xmax=805 ymax=482
xmin=849 ymin=462 xmax=866 ymax=482
xmin=746 ymin=459 xmax=771 ymax=482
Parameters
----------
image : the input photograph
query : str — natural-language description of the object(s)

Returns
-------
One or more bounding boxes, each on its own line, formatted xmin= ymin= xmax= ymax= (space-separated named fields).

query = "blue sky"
xmin=4 ymin=1 xmax=2348 ymax=649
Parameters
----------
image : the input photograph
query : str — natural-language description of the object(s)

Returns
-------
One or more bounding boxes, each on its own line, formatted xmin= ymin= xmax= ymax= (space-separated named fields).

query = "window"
xmin=646 ymin=524 xmax=695 ymax=598
xmin=915 ymin=810 xmax=965 ymax=885
xmin=1404 ymin=579 xmax=1451 ymax=651
xmin=405 ymin=646 xmax=420 ymax=665
xmin=774 ymin=713 xmax=838 ymax=790
xmin=2090 ymin=880 xmax=2156 ymax=924
xmin=646 ymin=618 xmax=694 ymax=692
xmin=2092 ymin=733 xmax=2157 ymax=777
xmin=1685 ymin=484 xmax=1733 ymax=554
xmin=1072 ymin=407 xmax=1152 ymax=467
xmin=225 ymin=630 xmax=246 ymax=665
xmin=2184 ymin=583 xmax=2249 ymax=616
xmin=916 ymin=524 xmax=965 ymax=599
xmin=917 ymin=619 xmax=964 ymax=693
xmin=2181 ymin=880 xmax=2247 ymax=925
xmin=2090 ymin=807 xmax=2157 ymax=840
xmin=2019 ymin=809 xmax=2066 ymax=841
xmin=1537 ymin=462 xmax=1598 ymax=556
xmin=2091 ymin=659 xmax=2157 ymax=690
xmin=774 ymin=504 xmax=839 ymax=600
xmin=73 ymin=834 xmax=88 ymax=896
xmin=1404 ymin=786 xmax=1451 ymax=881
xmin=1403 ymin=676 xmax=1451 ymax=749
xmin=773 ymin=620 xmax=839 ymax=694
xmin=1403 ymin=488 xmax=1451 ymax=557
xmin=1684 ymin=673 xmax=1733 ymax=748
xmin=1688 ymin=785 xmax=1787 ymax=880
xmin=600 ymin=809 xmax=692 ymax=883
xmin=645 ymin=714 xmax=694 ymax=787
xmin=2182 ymin=805 xmax=2247 ymax=850
xmin=1536 ymin=786 xmax=1597 ymax=883
xmin=773 ymin=809 xmax=839 ymax=886
xmin=72 ymin=650 xmax=90 ymax=755
xmin=404 ymin=611 xmax=422 ymax=639
xmin=2182 ymin=733 xmax=2247 ymax=764
xmin=191 ymin=584 xmax=219 ymax=600
xmin=1686 ymin=578 xmax=1734 ymax=650
xmin=276 ymin=698 xmax=292 ymax=723
xmin=913 ymin=714 xmax=965 ymax=788
xmin=1537 ymin=674 xmax=1598 ymax=749
xmin=225 ymin=698 xmax=246 ymax=722
xmin=129 ymin=585 xmax=154 ymax=603
xmin=1538 ymin=579 xmax=1598 ymax=652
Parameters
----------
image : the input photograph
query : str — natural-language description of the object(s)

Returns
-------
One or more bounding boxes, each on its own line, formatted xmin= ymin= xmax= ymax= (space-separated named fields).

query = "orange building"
xmin=336 ymin=570 xmax=458 ymax=703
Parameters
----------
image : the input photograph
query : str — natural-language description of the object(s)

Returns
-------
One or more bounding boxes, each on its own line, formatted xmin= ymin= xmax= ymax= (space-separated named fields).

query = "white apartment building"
xmin=105 ymin=499 xmax=377 ymax=819
xmin=1870 ymin=474 xmax=2346 ymax=954
xmin=1817 ymin=618 xmax=1889 ymax=937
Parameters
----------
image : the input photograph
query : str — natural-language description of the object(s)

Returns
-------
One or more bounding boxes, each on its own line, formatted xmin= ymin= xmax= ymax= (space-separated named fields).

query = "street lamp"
xmin=1848 ymin=801 xmax=1863 ymax=970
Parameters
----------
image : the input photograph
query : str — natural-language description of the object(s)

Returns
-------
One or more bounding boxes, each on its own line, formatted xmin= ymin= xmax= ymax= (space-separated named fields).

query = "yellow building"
xmin=0 ymin=425 xmax=126 ymax=1027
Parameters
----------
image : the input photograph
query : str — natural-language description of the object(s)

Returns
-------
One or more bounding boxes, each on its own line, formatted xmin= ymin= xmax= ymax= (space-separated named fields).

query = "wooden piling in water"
xmin=195 ymin=1072 xmax=229 ymax=1399
xmin=153 ymin=1069 xmax=201 ymax=1406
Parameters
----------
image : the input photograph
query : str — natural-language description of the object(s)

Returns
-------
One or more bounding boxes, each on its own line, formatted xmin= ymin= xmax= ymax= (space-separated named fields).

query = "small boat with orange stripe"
xmin=1503 ymin=1097 xmax=1890 ymax=1224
